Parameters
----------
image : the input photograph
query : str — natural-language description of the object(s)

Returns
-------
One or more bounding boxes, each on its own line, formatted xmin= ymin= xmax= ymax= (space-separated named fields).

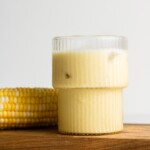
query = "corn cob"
xmin=0 ymin=88 xmax=58 ymax=129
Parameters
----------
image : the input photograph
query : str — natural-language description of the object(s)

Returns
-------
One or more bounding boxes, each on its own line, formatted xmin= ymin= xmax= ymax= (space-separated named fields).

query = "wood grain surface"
xmin=0 ymin=124 xmax=150 ymax=150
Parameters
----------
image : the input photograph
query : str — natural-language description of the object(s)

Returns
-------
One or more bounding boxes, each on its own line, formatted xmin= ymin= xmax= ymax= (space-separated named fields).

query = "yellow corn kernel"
xmin=0 ymin=88 xmax=58 ymax=129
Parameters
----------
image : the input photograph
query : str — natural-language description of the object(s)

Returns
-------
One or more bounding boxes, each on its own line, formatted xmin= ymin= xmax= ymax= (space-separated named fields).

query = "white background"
xmin=0 ymin=0 xmax=150 ymax=123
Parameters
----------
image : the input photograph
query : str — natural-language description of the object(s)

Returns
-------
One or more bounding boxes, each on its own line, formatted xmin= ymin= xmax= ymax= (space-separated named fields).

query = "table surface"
xmin=0 ymin=124 xmax=150 ymax=150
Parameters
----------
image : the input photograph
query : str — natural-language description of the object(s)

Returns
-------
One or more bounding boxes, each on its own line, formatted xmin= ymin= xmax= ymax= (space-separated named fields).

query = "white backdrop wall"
xmin=0 ymin=0 xmax=150 ymax=123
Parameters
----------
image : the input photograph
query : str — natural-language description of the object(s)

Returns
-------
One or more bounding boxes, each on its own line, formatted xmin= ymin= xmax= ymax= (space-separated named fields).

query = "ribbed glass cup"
xmin=52 ymin=35 xmax=128 ymax=135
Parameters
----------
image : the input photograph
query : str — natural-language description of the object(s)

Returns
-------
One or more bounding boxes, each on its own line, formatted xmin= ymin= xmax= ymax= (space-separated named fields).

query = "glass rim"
xmin=53 ymin=35 xmax=127 ymax=40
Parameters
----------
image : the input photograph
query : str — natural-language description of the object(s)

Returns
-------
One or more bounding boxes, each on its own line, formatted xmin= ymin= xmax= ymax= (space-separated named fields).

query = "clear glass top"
xmin=53 ymin=35 xmax=127 ymax=51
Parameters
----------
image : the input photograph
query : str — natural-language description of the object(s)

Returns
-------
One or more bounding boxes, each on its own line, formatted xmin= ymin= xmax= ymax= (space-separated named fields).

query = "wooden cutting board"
xmin=0 ymin=124 xmax=150 ymax=150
